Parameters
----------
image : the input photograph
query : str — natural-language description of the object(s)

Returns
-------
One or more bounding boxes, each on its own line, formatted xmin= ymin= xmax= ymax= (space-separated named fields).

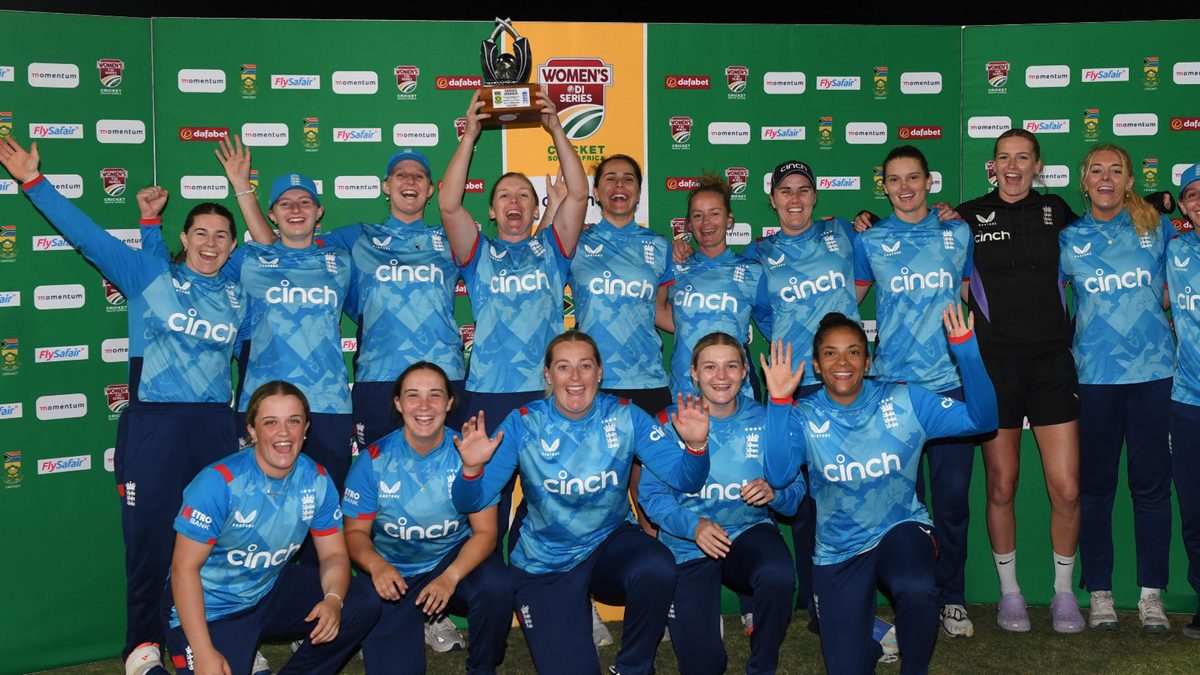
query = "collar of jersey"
xmin=250 ymin=239 xmax=325 ymax=257
xmin=984 ymin=187 xmax=1048 ymax=208
xmin=381 ymin=215 xmax=429 ymax=234
xmin=812 ymin=378 xmax=884 ymax=412
xmin=537 ymin=393 xmax=607 ymax=424
xmin=691 ymin=247 xmax=737 ymax=265
xmin=706 ymin=393 xmax=756 ymax=424
xmin=775 ymin=221 xmax=824 ymax=243
xmin=172 ymin=259 xmax=233 ymax=290
xmin=593 ymin=218 xmax=642 ymax=235
xmin=240 ymin=447 xmax=303 ymax=492
xmin=395 ymin=427 xmax=457 ymax=460
xmin=1081 ymin=208 xmax=1131 ymax=228
xmin=882 ymin=210 xmax=941 ymax=230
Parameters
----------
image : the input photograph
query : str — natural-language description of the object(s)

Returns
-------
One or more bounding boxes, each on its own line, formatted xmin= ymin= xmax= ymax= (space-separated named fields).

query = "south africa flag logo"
xmin=539 ymin=58 xmax=614 ymax=141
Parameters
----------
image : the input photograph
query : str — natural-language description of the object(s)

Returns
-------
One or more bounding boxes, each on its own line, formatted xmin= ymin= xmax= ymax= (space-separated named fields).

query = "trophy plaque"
xmin=479 ymin=18 xmax=541 ymax=126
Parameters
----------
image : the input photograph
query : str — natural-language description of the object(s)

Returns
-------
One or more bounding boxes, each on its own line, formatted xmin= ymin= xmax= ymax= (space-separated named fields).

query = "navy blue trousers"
xmin=1172 ymin=400 xmax=1200 ymax=615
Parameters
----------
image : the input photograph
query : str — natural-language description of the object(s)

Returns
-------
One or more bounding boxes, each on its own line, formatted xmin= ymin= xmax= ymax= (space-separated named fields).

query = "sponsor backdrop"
xmin=0 ymin=10 xmax=1198 ymax=671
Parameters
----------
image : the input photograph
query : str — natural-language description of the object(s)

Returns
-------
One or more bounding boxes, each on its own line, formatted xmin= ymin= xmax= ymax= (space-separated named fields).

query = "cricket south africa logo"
xmin=539 ymin=58 xmax=613 ymax=140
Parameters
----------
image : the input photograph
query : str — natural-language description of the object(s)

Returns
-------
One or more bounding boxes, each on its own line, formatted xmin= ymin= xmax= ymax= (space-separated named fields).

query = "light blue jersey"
xmin=458 ymin=228 xmax=572 ymax=393
xmin=341 ymin=429 xmax=495 ymax=577
xmin=1059 ymin=211 xmax=1174 ymax=385
xmin=1168 ymin=229 xmax=1200 ymax=405
xmin=321 ymin=219 xmax=464 ymax=383
xmin=452 ymin=394 xmax=708 ymax=574
xmin=669 ymin=250 xmax=766 ymax=397
xmin=764 ymin=335 xmax=997 ymax=565
xmin=853 ymin=212 xmax=973 ymax=391
xmin=638 ymin=396 xmax=803 ymax=564
xmin=743 ymin=218 xmax=858 ymax=387
xmin=25 ymin=177 xmax=245 ymax=403
xmin=170 ymin=449 xmax=342 ymax=626
xmin=570 ymin=220 xmax=673 ymax=389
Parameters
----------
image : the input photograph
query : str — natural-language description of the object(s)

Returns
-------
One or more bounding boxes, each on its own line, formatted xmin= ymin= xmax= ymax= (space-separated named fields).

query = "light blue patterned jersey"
xmin=669 ymin=249 xmax=766 ymax=396
xmin=1168 ymin=230 xmax=1200 ymax=405
xmin=765 ymin=335 xmax=997 ymax=565
xmin=321 ymin=219 xmax=464 ymax=382
xmin=25 ymin=178 xmax=245 ymax=403
xmin=170 ymin=449 xmax=342 ymax=626
xmin=854 ymin=213 xmax=973 ymax=391
xmin=570 ymin=220 xmax=673 ymax=389
xmin=458 ymin=228 xmax=572 ymax=393
xmin=639 ymin=397 xmax=803 ymax=564
xmin=452 ymin=394 xmax=709 ymax=574
xmin=341 ymin=429 xmax=495 ymax=577
xmin=743 ymin=218 xmax=859 ymax=387
xmin=228 ymin=241 xmax=354 ymax=413
xmin=1059 ymin=211 xmax=1174 ymax=385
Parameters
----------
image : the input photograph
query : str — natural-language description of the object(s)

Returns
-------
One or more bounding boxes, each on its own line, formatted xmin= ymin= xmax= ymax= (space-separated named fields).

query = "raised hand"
xmin=136 ymin=186 xmax=169 ymax=219
xmin=942 ymin=302 xmax=974 ymax=341
xmin=759 ymin=339 xmax=805 ymax=400
xmin=0 ymin=137 xmax=40 ymax=183
xmin=463 ymin=90 xmax=491 ymax=141
xmin=214 ymin=135 xmax=252 ymax=191
xmin=670 ymin=393 xmax=710 ymax=448
xmin=671 ymin=237 xmax=694 ymax=264
xmin=454 ymin=413 xmax=503 ymax=473
xmin=536 ymin=86 xmax=561 ymax=133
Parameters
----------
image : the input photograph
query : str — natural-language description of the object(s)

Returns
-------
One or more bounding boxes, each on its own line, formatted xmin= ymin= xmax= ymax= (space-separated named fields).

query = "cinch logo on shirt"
xmin=382 ymin=516 xmax=462 ymax=540
xmin=822 ymin=451 xmax=902 ymax=482
xmin=489 ymin=270 xmax=550 ymax=294
xmin=887 ymin=267 xmax=954 ymax=293
xmin=689 ymin=479 xmax=749 ymax=500
xmin=675 ymin=286 xmax=738 ymax=311
xmin=167 ymin=309 xmax=238 ymax=343
xmin=590 ymin=272 xmax=654 ymax=300
xmin=226 ymin=543 xmax=302 ymax=569
xmin=264 ymin=280 xmax=339 ymax=305
xmin=975 ymin=231 xmax=1011 ymax=243
xmin=1175 ymin=286 xmax=1200 ymax=312
xmin=1082 ymin=267 xmax=1151 ymax=293
xmin=779 ymin=270 xmax=847 ymax=302
xmin=375 ymin=261 xmax=445 ymax=284
xmin=543 ymin=469 xmax=619 ymax=495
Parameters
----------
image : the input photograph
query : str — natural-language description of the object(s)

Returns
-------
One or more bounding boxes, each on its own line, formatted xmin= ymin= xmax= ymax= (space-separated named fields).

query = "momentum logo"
xmin=96 ymin=120 xmax=146 ymax=144
xmin=28 ymin=63 xmax=80 ymax=89
xmin=35 ymin=393 xmax=87 ymax=420
xmin=967 ymin=116 xmax=1012 ymax=138
xmin=34 ymin=284 xmax=85 ymax=309
xmin=179 ymin=176 xmax=229 ymax=200
xmin=331 ymin=71 xmax=378 ymax=94
xmin=240 ymin=123 xmax=289 ymax=147
xmin=707 ymin=122 xmax=751 ymax=145
xmin=177 ymin=69 xmax=226 ymax=93
xmin=334 ymin=176 xmax=381 ymax=199
xmin=899 ymin=72 xmax=942 ymax=94
xmin=763 ymin=72 xmax=806 ymax=94
xmin=1025 ymin=65 xmax=1070 ymax=88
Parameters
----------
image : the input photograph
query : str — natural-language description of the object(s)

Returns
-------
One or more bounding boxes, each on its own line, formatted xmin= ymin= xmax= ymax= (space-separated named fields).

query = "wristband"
xmin=234 ymin=188 xmax=256 ymax=197
xmin=685 ymin=441 xmax=708 ymax=455
xmin=323 ymin=592 xmax=343 ymax=608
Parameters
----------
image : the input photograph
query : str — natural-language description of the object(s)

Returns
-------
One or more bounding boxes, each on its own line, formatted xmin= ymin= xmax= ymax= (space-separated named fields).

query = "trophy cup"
xmin=479 ymin=18 xmax=541 ymax=126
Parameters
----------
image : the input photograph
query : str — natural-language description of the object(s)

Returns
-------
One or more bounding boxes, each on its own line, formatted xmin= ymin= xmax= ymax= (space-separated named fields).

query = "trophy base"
xmin=479 ymin=84 xmax=542 ymax=127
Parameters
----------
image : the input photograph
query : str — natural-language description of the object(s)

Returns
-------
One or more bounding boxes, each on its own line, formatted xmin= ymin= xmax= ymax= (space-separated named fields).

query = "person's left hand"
xmin=670 ymin=393 xmax=710 ymax=448
xmin=942 ymin=302 xmax=974 ymax=341
xmin=931 ymin=202 xmax=961 ymax=222
xmin=740 ymin=478 xmax=776 ymax=506
xmin=136 ymin=186 xmax=169 ymax=219
xmin=537 ymin=87 xmax=561 ymax=133
xmin=416 ymin=572 xmax=460 ymax=616
xmin=305 ymin=595 xmax=342 ymax=644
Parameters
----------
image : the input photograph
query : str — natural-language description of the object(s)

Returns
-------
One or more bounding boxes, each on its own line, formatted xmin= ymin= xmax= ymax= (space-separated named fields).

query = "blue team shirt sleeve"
xmin=634 ymin=409 xmax=708 ymax=494
xmin=315 ymin=224 xmax=357 ymax=251
xmin=911 ymin=333 xmax=998 ymax=438
xmin=340 ymin=452 xmax=379 ymax=519
xmin=852 ymin=235 xmax=874 ymax=284
xmin=451 ymin=410 xmax=524 ymax=513
xmin=24 ymin=177 xmax=162 ymax=295
xmin=961 ymin=222 xmax=975 ymax=280
xmin=311 ymin=470 xmax=343 ymax=536
xmin=636 ymin=465 xmax=702 ymax=541
xmin=767 ymin=469 xmax=805 ymax=517
xmin=174 ymin=467 xmax=231 ymax=544
xmin=764 ymin=401 xmax=808 ymax=489
xmin=139 ymin=220 xmax=170 ymax=261
xmin=752 ymin=269 xmax=773 ymax=339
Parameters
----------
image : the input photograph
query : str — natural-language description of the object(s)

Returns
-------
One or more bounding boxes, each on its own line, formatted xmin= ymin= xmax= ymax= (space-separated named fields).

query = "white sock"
xmin=1053 ymin=553 xmax=1075 ymax=595
xmin=994 ymin=550 xmax=1020 ymax=595
xmin=1141 ymin=587 xmax=1162 ymax=600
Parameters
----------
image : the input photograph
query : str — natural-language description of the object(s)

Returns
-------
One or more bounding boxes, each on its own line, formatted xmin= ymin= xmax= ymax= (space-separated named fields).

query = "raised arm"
xmin=761 ymin=339 xmax=808 ymax=489
xmin=216 ymin=136 xmax=275 ymax=244
xmin=635 ymin=398 xmax=710 ymax=494
xmin=912 ymin=303 xmax=999 ymax=438
xmin=440 ymin=91 xmax=489 ymax=263
xmin=136 ymin=187 xmax=171 ymax=260
xmin=539 ymin=88 xmax=587 ymax=255
xmin=451 ymin=411 xmax=519 ymax=513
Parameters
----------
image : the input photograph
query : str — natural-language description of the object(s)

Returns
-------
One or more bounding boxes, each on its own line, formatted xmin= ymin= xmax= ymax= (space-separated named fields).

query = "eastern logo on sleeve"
xmin=1083 ymin=109 xmax=1100 ymax=141
xmin=1143 ymin=57 xmax=1159 ymax=89
xmin=101 ymin=168 xmax=128 ymax=204
xmin=1142 ymin=158 xmax=1158 ymax=190
xmin=97 ymin=58 xmax=123 ymax=93
xmin=986 ymin=61 xmax=1009 ymax=92
xmin=818 ymin=116 xmax=833 ymax=148
xmin=0 ymin=112 xmax=10 ymax=139
xmin=4 ymin=451 xmax=21 ymax=488
xmin=434 ymin=75 xmax=482 ymax=90
xmin=240 ymin=64 xmax=257 ymax=97
xmin=538 ymin=58 xmax=614 ymax=140
xmin=664 ymin=75 xmax=710 ymax=90
xmin=873 ymin=66 xmax=888 ymax=99
xmin=394 ymin=66 xmax=419 ymax=100
xmin=725 ymin=167 xmax=748 ymax=200
xmin=670 ymin=116 xmax=692 ymax=150
xmin=0 ymin=224 xmax=14 ymax=261
xmin=28 ymin=62 xmax=80 ymax=89
xmin=1 ymin=338 xmax=18 ymax=374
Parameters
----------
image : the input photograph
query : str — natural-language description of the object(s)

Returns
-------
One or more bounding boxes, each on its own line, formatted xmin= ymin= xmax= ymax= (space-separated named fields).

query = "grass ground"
xmin=34 ymin=604 xmax=1200 ymax=674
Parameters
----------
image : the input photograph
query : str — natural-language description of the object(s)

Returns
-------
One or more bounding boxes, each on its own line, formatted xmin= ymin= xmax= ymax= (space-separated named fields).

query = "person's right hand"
xmin=192 ymin=647 xmax=232 ymax=675
xmin=852 ymin=210 xmax=877 ymax=233
xmin=462 ymin=90 xmax=491 ymax=141
xmin=136 ymin=186 xmax=169 ymax=219
xmin=368 ymin=560 xmax=408 ymax=601
xmin=671 ymin=237 xmax=693 ymax=264
xmin=214 ymin=136 xmax=252 ymax=192
xmin=0 ymin=137 xmax=40 ymax=183
xmin=454 ymin=412 xmax=503 ymax=474
xmin=759 ymin=339 xmax=805 ymax=401
xmin=694 ymin=519 xmax=732 ymax=559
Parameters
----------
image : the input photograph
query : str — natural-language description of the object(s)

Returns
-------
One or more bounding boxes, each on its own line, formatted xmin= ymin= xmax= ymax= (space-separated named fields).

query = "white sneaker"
xmin=1088 ymin=591 xmax=1118 ymax=631
xmin=939 ymin=604 xmax=974 ymax=638
xmin=740 ymin=612 xmax=754 ymax=636
xmin=425 ymin=615 xmax=466 ymax=652
xmin=592 ymin=602 xmax=614 ymax=648
xmin=1138 ymin=592 xmax=1171 ymax=634
xmin=124 ymin=642 xmax=162 ymax=675
xmin=251 ymin=650 xmax=271 ymax=675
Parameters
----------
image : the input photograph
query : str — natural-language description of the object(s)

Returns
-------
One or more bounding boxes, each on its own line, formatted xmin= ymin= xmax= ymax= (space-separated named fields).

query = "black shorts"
xmin=983 ymin=349 xmax=1080 ymax=429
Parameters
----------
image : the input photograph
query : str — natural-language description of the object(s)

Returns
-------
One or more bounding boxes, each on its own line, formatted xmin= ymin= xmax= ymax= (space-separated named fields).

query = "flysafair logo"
xmin=1083 ymin=109 xmax=1100 ymax=140
xmin=818 ymin=116 xmax=833 ymax=147
xmin=0 ymin=112 xmax=11 ymax=139
xmin=538 ymin=58 xmax=613 ymax=140
xmin=726 ymin=66 xmax=749 ymax=98
xmin=889 ymin=267 xmax=954 ymax=293
xmin=383 ymin=516 xmax=462 ymax=540
xmin=1175 ymin=285 xmax=1200 ymax=312
xmin=1083 ymin=267 xmax=1151 ymax=293
xmin=490 ymin=269 xmax=550 ymax=294
xmin=822 ymin=451 xmax=902 ymax=483
xmin=101 ymin=168 xmax=127 ymax=199
xmin=265 ymin=279 xmax=339 ymax=305
xmin=873 ymin=166 xmax=885 ymax=196
xmin=873 ymin=65 xmax=888 ymax=98
xmin=726 ymin=167 xmax=748 ymax=197
xmin=1 ymin=338 xmax=18 ymax=373
xmin=543 ymin=469 xmax=619 ymax=495
xmin=227 ymin=543 xmax=301 ymax=569
xmin=0 ymin=224 xmax=14 ymax=260
xmin=591 ymin=271 xmax=654 ymax=300
xmin=670 ymin=116 xmax=692 ymax=148
xmin=778 ymin=271 xmax=847 ymax=303
xmin=303 ymin=117 xmax=319 ymax=151
xmin=689 ymin=479 xmax=749 ymax=501
xmin=1143 ymin=158 xmax=1158 ymax=190
xmin=167 ymin=309 xmax=238 ymax=343
xmin=97 ymin=58 xmax=123 ymax=91
xmin=375 ymin=260 xmax=445 ymax=285
xmin=240 ymin=63 xmax=257 ymax=96
xmin=986 ymin=61 xmax=1009 ymax=90
xmin=394 ymin=65 xmax=419 ymax=99
xmin=1145 ymin=56 xmax=1159 ymax=89
xmin=675 ymin=284 xmax=738 ymax=311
